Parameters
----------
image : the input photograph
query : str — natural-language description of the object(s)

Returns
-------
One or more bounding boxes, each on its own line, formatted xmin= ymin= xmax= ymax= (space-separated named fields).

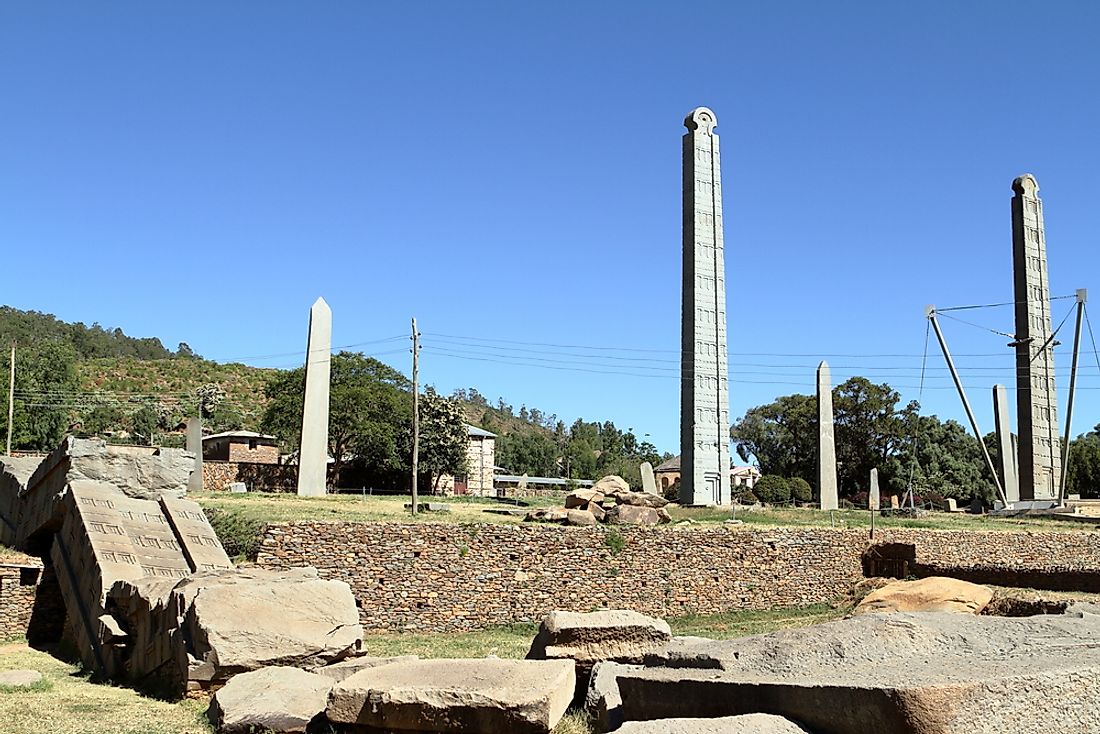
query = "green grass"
xmin=0 ymin=643 xmax=212 ymax=734
xmin=193 ymin=490 xmax=1100 ymax=534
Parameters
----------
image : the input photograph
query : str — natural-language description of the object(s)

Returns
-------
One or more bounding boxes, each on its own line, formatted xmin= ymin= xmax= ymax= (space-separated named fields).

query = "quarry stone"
xmin=0 ymin=669 xmax=44 ymax=688
xmin=565 ymin=488 xmax=605 ymax=508
xmin=854 ymin=577 xmax=993 ymax=616
xmin=593 ymin=475 xmax=630 ymax=496
xmin=314 ymin=655 xmax=420 ymax=683
xmin=616 ymin=714 xmax=812 ymax=734
xmin=207 ymin=666 xmax=333 ymax=734
xmin=607 ymin=505 xmax=660 ymax=525
xmin=326 ymin=658 xmax=575 ymax=733
xmin=616 ymin=491 xmax=669 ymax=509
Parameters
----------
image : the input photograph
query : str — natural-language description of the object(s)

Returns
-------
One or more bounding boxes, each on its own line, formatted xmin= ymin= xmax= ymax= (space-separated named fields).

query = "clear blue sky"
xmin=2 ymin=2 xmax=1099 ymax=455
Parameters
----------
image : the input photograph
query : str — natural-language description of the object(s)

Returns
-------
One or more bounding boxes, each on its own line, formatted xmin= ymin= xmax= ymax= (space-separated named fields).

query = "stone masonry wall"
xmin=0 ymin=564 xmax=40 ymax=640
xmin=202 ymin=461 xmax=297 ymax=492
xmin=257 ymin=523 xmax=1100 ymax=633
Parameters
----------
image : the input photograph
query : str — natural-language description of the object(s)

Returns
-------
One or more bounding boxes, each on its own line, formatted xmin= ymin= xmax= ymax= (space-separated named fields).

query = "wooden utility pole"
xmin=410 ymin=318 xmax=420 ymax=516
xmin=6 ymin=344 xmax=14 ymax=456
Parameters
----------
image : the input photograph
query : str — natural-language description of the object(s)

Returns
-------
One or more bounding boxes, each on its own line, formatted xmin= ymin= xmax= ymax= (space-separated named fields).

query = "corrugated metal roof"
xmin=202 ymin=430 xmax=278 ymax=442
xmin=465 ymin=424 xmax=497 ymax=438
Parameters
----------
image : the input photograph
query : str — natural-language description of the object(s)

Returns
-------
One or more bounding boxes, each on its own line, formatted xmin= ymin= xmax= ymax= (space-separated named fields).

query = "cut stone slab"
xmin=326 ymin=658 xmax=575 ymax=733
xmin=624 ymin=610 xmax=1100 ymax=734
xmin=0 ymin=669 xmax=44 ymax=688
xmin=854 ymin=577 xmax=993 ymax=616
xmin=315 ymin=655 xmax=419 ymax=683
xmin=607 ymin=505 xmax=660 ymax=525
xmin=585 ymin=661 xmax=643 ymax=733
xmin=525 ymin=508 xmax=569 ymax=523
xmin=617 ymin=714 xmax=812 ymax=733
xmin=207 ymin=666 xmax=332 ymax=734
xmin=528 ymin=610 xmax=672 ymax=666
xmin=482 ymin=507 xmax=528 ymax=517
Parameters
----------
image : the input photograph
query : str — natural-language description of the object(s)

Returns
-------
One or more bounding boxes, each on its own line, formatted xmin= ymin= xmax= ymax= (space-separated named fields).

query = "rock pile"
xmin=525 ymin=475 xmax=672 ymax=527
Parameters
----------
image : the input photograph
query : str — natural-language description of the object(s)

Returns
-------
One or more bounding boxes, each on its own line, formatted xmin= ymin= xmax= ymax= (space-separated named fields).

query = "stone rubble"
xmin=207 ymin=666 xmax=333 ymax=734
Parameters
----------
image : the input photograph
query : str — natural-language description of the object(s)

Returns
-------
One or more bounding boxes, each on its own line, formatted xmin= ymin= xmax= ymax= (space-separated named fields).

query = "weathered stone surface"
xmin=565 ymin=488 xmax=605 ymax=509
xmin=525 ymin=508 xmax=569 ymax=524
xmin=207 ymin=666 xmax=332 ymax=734
xmin=314 ymin=655 xmax=419 ymax=683
xmin=528 ymin=610 xmax=671 ymax=666
xmin=868 ymin=467 xmax=880 ymax=511
xmin=854 ymin=577 xmax=993 ymax=616
xmin=640 ymin=462 xmax=657 ymax=495
xmin=586 ymin=501 xmax=607 ymax=522
xmin=176 ymin=567 xmax=363 ymax=678
xmin=159 ymin=496 xmax=233 ymax=572
xmin=593 ymin=475 xmax=630 ymax=496
xmin=565 ymin=509 xmax=597 ymax=526
xmin=0 ymin=669 xmax=44 ymax=688
xmin=585 ymin=661 xmax=643 ymax=733
xmin=624 ymin=610 xmax=1100 ymax=733
xmin=326 ymin=658 xmax=574 ymax=733
xmin=0 ymin=456 xmax=39 ymax=547
xmin=607 ymin=505 xmax=660 ymax=525
xmin=617 ymin=714 xmax=811 ymax=733
xmin=616 ymin=491 xmax=669 ymax=509
xmin=656 ymin=507 xmax=672 ymax=523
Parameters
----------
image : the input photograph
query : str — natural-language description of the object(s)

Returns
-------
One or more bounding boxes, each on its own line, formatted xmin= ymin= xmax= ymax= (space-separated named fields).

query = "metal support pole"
xmin=1058 ymin=289 xmax=1087 ymax=504
xmin=926 ymin=306 xmax=1007 ymax=505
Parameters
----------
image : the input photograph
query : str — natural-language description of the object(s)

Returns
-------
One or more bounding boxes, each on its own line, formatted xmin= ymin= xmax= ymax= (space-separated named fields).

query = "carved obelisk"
xmin=185 ymin=417 xmax=203 ymax=492
xmin=679 ymin=107 xmax=731 ymax=506
xmin=1011 ymin=175 xmax=1060 ymax=500
xmin=992 ymin=384 xmax=1020 ymax=504
xmin=297 ymin=297 xmax=332 ymax=497
xmin=817 ymin=361 xmax=838 ymax=510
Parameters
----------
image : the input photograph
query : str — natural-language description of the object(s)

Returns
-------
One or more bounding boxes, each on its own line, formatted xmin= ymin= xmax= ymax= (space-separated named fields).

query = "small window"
xmin=20 ymin=567 xmax=40 ymax=586
xmin=249 ymin=439 xmax=257 ymax=450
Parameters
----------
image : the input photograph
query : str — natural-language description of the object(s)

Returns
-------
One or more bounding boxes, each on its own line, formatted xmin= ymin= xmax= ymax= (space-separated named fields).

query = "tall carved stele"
xmin=1011 ymin=175 xmax=1060 ymax=500
xmin=297 ymin=297 xmax=332 ymax=497
xmin=817 ymin=361 xmax=838 ymax=511
xmin=679 ymin=107 xmax=731 ymax=506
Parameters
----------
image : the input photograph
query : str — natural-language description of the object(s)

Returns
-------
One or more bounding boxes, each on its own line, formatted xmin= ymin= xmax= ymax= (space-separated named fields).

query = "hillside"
xmin=0 ymin=306 xmax=186 ymax=360
xmin=76 ymin=357 xmax=276 ymax=432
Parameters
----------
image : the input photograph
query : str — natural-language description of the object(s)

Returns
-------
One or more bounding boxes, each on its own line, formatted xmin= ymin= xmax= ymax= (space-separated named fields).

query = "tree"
xmin=754 ymin=475 xmax=790 ymax=504
xmin=417 ymin=387 xmax=468 ymax=494
xmin=262 ymin=351 xmax=412 ymax=486
xmin=497 ymin=431 xmax=557 ymax=476
xmin=788 ymin=476 xmax=813 ymax=503
xmin=891 ymin=416 xmax=995 ymax=503
xmin=730 ymin=394 xmax=816 ymax=482
xmin=1066 ymin=425 xmax=1100 ymax=499
xmin=130 ymin=404 xmax=159 ymax=444
xmin=0 ymin=340 xmax=80 ymax=451
xmin=833 ymin=377 xmax=917 ymax=496
xmin=195 ymin=383 xmax=227 ymax=420
xmin=85 ymin=403 xmax=125 ymax=436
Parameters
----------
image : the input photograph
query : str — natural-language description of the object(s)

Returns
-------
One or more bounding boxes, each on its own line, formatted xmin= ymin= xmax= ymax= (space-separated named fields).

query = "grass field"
xmin=192 ymin=490 xmax=1097 ymax=533
xmin=0 ymin=604 xmax=847 ymax=734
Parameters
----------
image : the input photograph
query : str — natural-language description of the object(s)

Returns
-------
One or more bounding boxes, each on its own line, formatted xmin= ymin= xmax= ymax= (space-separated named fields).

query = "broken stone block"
xmin=616 ymin=491 xmax=670 ymax=509
xmin=585 ymin=661 xmax=643 ymax=733
xmin=326 ymin=658 xmax=575 ymax=733
xmin=525 ymin=508 xmax=569 ymax=523
xmin=586 ymin=501 xmax=607 ymax=522
xmin=616 ymin=714 xmax=811 ymax=733
xmin=592 ymin=475 xmax=630 ymax=496
xmin=619 ymin=611 xmax=1100 ymax=734
xmin=606 ymin=505 xmax=660 ymax=525
xmin=566 ymin=509 xmax=597 ymax=526
xmin=207 ymin=666 xmax=333 ymax=734
xmin=0 ymin=669 xmax=44 ymax=688
xmin=854 ymin=576 xmax=993 ymax=616
xmin=565 ymin=488 xmax=605 ymax=508
xmin=0 ymin=456 xmax=40 ymax=547
xmin=529 ymin=609 xmax=671 ymax=705
xmin=314 ymin=655 xmax=419 ymax=683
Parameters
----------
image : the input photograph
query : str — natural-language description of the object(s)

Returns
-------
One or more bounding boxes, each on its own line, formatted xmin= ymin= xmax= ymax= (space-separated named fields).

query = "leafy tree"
xmin=497 ymin=431 xmax=558 ymax=476
xmin=1066 ymin=425 xmax=1100 ymax=499
xmin=131 ymin=404 xmax=159 ymax=444
xmin=84 ymin=403 xmax=125 ymax=436
xmin=890 ymin=416 xmax=996 ymax=503
xmin=754 ymin=475 xmax=790 ymax=504
xmin=195 ymin=383 xmax=227 ymax=420
xmin=833 ymin=377 xmax=917 ymax=496
xmin=730 ymin=394 xmax=816 ymax=481
xmin=262 ymin=351 xmax=412 ymax=486
xmin=0 ymin=340 xmax=81 ymax=451
xmin=417 ymin=387 xmax=468 ymax=494
xmin=788 ymin=476 xmax=813 ymax=503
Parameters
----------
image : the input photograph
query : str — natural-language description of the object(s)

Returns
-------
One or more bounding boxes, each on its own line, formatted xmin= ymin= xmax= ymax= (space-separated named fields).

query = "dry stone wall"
xmin=257 ymin=523 xmax=1100 ymax=633
xmin=0 ymin=563 xmax=40 ymax=639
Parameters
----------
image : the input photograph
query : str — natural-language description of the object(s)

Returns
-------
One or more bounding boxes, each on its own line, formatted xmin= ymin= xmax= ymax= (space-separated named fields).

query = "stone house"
xmin=201 ymin=431 xmax=280 ymax=465
xmin=654 ymin=455 xmax=760 ymax=493
xmin=436 ymin=425 xmax=496 ymax=496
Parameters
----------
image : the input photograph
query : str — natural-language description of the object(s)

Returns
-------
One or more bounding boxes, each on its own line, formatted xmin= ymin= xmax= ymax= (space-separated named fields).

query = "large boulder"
xmin=207 ymin=666 xmax=333 ymax=734
xmin=525 ymin=507 xmax=569 ymax=524
xmin=617 ymin=714 xmax=812 ymax=733
xmin=565 ymin=488 xmax=605 ymax=508
xmin=616 ymin=491 xmax=670 ymax=509
xmin=585 ymin=661 xmax=642 ymax=733
xmin=854 ymin=576 xmax=993 ymax=616
xmin=593 ymin=475 xmax=630 ymax=496
xmin=620 ymin=610 xmax=1100 ymax=733
xmin=607 ymin=505 xmax=660 ymax=525
xmin=326 ymin=658 xmax=575 ymax=733
xmin=566 ymin=509 xmax=598 ymax=526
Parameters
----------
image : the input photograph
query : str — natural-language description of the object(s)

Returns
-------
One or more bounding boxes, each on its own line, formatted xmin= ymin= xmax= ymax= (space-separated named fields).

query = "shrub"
xmin=788 ymin=477 xmax=812 ymax=503
xmin=662 ymin=479 xmax=681 ymax=502
xmin=604 ymin=529 xmax=626 ymax=556
xmin=753 ymin=475 xmax=790 ymax=504
xmin=734 ymin=488 xmax=759 ymax=504
xmin=204 ymin=507 xmax=266 ymax=562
